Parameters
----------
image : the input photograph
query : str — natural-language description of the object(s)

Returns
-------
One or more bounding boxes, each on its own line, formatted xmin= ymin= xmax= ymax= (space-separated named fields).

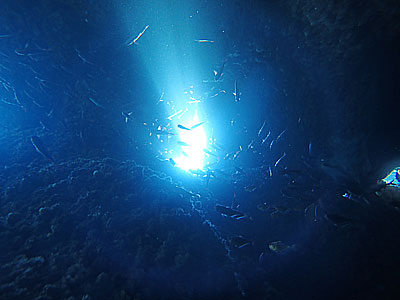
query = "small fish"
xmin=233 ymin=80 xmax=240 ymax=102
xmin=154 ymin=130 xmax=177 ymax=136
xmin=194 ymin=39 xmax=215 ymax=43
xmin=205 ymin=169 xmax=214 ymax=186
xmin=257 ymin=203 xmax=282 ymax=216
xmin=213 ymin=60 xmax=226 ymax=81
xmin=88 ymin=97 xmax=104 ymax=108
xmin=214 ymin=169 xmax=231 ymax=179
xmin=224 ymin=151 xmax=234 ymax=160
xmin=268 ymin=166 xmax=273 ymax=177
xmin=11 ymin=89 xmax=26 ymax=111
xmin=210 ymin=141 xmax=225 ymax=152
xmin=269 ymin=241 xmax=296 ymax=254
xmin=177 ymin=141 xmax=189 ymax=147
xmin=127 ymin=25 xmax=149 ymax=46
xmin=235 ymin=166 xmax=245 ymax=175
xmin=308 ymin=141 xmax=312 ymax=156
xmin=39 ymin=121 xmax=49 ymax=131
xmin=247 ymin=139 xmax=254 ymax=150
xmin=269 ymin=205 xmax=291 ymax=216
xmin=324 ymin=213 xmax=353 ymax=227
xmin=167 ymin=110 xmax=183 ymax=120
xmin=178 ymin=124 xmax=191 ymax=131
xmin=304 ymin=202 xmax=316 ymax=221
xmin=155 ymin=92 xmax=165 ymax=105
xmin=190 ymin=121 xmax=205 ymax=130
xmin=210 ymin=143 xmax=224 ymax=152
xmin=257 ymin=203 xmax=269 ymax=212
xmin=261 ymin=131 xmax=271 ymax=145
xmin=32 ymin=99 xmax=45 ymax=109
xmin=215 ymin=204 xmax=246 ymax=219
xmin=258 ymin=252 xmax=266 ymax=265
xmin=274 ymin=152 xmax=287 ymax=168
xmin=269 ymin=138 xmax=275 ymax=149
xmin=276 ymin=129 xmax=287 ymax=142
xmin=169 ymin=157 xmax=176 ymax=167
xmin=304 ymin=200 xmax=322 ymax=223
xmin=231 ymin=191 xmax=239 ymax=209
xmin=233 ymin=148 xmax=242 ymax=160
xmin=0 ymin=99 xmax=19 ymax=108
xmin=278 ymin=167 xmax=304 ymax=175
xmin=177 ymin=108 xmax=188 ymax=119
xmin=30 ymin=136 xmax=54 ymax=162
xmin=314 ymin=203 xmax=320 ymax=222
xmin=244 ymin=185 xmax=257 ymax=192
xmin=155 ymin=156 xmax=169 ymax=162
xmin=189 ymin=169 xmax=205 ymax=176
xmin=258 ymin=120 xmax=266 ymax=136
xmin=122 ymin=111 xmax=133 ymax=123
xmin=229 ymin=236 xmax=252 ymax=248
xmin=187 ymin=98 xmax=202 ymax=104
xmin=75 ymin=48 xmax=95 ymax=65
xmin=203 ymin=149 xmax=218 ymax=157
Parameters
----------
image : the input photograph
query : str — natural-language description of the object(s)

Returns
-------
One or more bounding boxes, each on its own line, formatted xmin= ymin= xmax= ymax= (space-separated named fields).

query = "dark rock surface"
xmin=0 ymin=158 xmax=238 ymax=299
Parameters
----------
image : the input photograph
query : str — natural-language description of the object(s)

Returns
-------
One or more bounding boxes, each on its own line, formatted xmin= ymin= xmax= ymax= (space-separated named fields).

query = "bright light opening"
xmin=174 ymin=111 xmax=207 ymax=171
xmin=382 ymin=167 xmax=400 ymax=188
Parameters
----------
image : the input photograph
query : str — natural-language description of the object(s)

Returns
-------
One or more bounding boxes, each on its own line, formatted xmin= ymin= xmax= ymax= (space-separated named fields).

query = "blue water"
xmin=1 ymin=1 xmax=400 ymax=299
